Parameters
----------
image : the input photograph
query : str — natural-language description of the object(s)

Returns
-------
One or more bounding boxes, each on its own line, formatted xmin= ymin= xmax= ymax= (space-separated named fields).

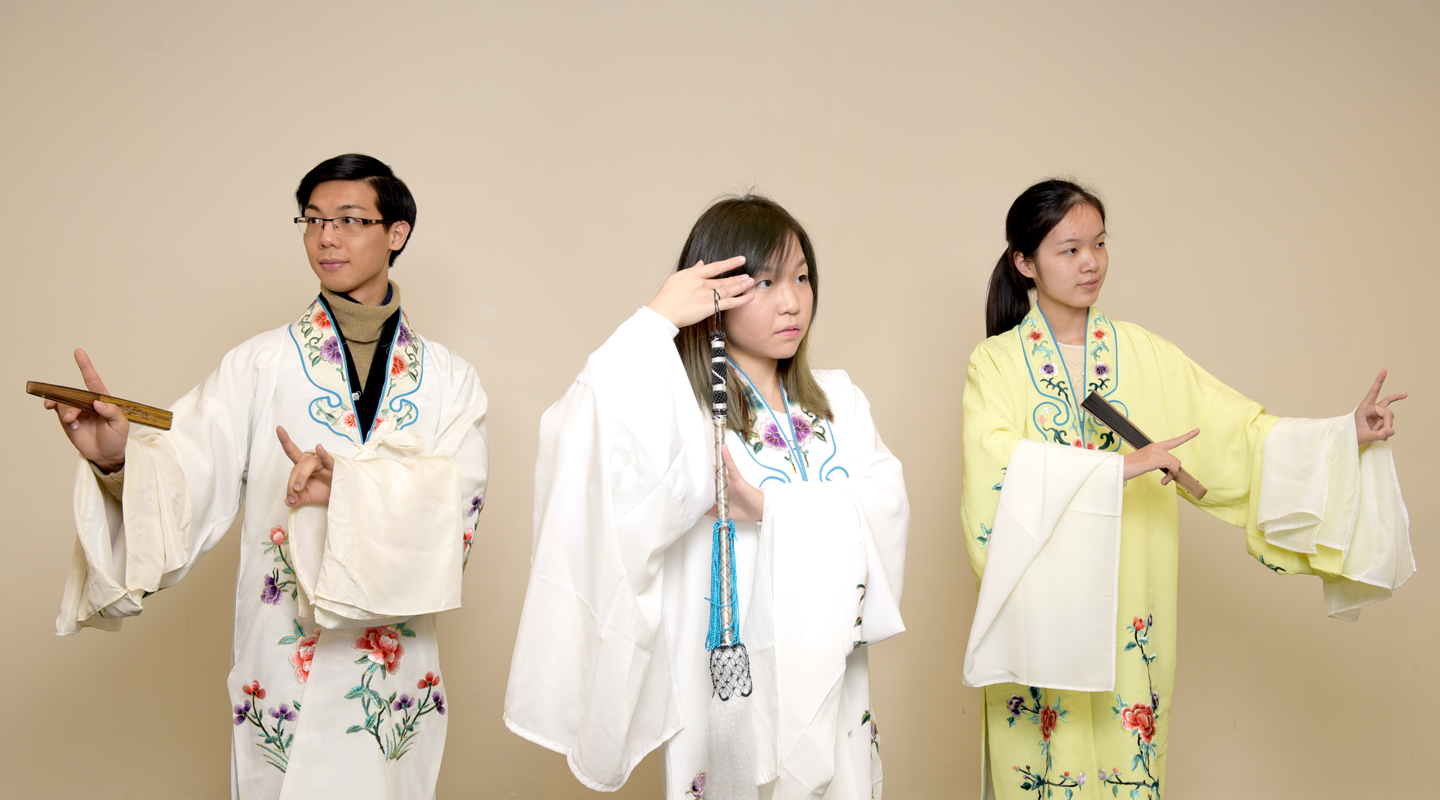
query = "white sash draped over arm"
xmin=962 ymin=440 xmax=1124 ymax=692
xmin=1258 ymin=413 xmax=1414 ymax=620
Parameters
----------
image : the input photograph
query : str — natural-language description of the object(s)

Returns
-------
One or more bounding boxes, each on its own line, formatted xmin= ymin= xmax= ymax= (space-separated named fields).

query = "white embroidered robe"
xmin=504 ymin=307 xmax=909 ymax=800
xmin=56 ymin=298 xmax=489 ymax=800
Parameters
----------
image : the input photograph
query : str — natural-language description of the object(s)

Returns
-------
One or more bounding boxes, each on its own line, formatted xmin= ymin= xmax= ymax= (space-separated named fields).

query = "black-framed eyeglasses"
xmin=294 ymin=216 xmax=388 ymax=236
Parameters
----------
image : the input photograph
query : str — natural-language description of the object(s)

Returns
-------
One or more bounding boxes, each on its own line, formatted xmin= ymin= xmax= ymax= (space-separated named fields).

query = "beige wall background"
xmin=4 ymin=1 xmax=1436 ymax=797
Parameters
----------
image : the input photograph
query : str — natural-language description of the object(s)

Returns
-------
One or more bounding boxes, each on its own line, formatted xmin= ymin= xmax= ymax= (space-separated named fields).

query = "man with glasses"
xmin=45 ymin=154 xmax=489 ymax=799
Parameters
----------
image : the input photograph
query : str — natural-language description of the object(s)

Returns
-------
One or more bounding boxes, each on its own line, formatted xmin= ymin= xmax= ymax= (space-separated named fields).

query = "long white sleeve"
xmin=1258 ymin=414 xmax=1414 ymax=620
xmin=57 ymin=352 xmax=253 ymax=635
xmin=504 ymin=307 xmax=714 ymax=791
xmin=962 ymin=440 xmax=1125 ymax=692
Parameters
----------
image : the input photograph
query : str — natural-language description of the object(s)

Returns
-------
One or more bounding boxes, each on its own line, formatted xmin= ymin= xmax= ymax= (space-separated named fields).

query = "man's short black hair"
xmin=296 ymin=154 xmax=417 ymax=266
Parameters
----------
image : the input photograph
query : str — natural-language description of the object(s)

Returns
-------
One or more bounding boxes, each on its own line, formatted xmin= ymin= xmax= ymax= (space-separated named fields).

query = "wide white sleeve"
xmin=57 ymin=352 xmax=254 ymax=636
xmin=503 ymin=307 xmax=714 ymax=792
xmin=288 ymin=361 xmax=489 ymax=629
xmin=962 ymin=440 xmax=1125 ymax=692
xmin=752 ymin=380 xmax=909 ymax=799
xmin=1258 ymin=414 xmax=1415 ymax=620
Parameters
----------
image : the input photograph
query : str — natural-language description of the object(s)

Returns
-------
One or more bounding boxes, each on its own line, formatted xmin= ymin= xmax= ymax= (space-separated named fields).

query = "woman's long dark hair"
xmin=985 ymin=179 xmax=1106 ymax=337
xmin=674 ymin=194 xmax=832 ymax=435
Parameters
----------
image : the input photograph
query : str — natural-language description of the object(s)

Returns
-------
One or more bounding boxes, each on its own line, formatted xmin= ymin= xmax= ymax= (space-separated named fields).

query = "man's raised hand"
xmin=277 ymin=426 xmax=335 ymax=507
xmin=43 ymin=349 xmax=129 ymax=472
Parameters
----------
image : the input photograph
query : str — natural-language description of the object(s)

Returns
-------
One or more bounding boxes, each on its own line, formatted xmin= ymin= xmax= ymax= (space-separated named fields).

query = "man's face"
xmin=301 ymin=180 xmax=409 ymax=300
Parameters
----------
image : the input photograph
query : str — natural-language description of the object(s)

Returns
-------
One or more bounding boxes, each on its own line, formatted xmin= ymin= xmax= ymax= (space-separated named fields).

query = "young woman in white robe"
xmin=46 ymin=156 xmax=489 ymax=800
xmin=505 ymin=195 xmax=909 ymax=800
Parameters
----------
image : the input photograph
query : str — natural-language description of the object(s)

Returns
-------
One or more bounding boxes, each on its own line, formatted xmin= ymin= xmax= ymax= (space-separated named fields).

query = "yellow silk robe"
xmin=961 ymin=307 xmax=1371 ymax=800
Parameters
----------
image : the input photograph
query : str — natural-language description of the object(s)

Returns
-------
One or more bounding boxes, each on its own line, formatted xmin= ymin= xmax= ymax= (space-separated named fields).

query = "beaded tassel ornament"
xmin=705 ymin=291 xmax=757 ymax=800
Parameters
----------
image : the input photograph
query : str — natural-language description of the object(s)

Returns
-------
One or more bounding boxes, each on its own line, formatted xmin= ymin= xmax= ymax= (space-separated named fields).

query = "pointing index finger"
xmin=276 ymin=426 xmax=306 ymax=464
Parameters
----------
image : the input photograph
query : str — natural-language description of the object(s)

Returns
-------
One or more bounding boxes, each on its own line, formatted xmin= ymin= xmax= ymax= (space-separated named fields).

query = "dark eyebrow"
xmin=1056 ymin=231 xmax=1106 ymax=247
xmin=302 ymin=203 xmax=370 ymax=214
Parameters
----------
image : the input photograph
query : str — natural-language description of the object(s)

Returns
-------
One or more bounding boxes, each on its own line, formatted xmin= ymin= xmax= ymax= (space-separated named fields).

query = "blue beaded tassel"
xmin=704 ymin=292 xmax=756 ymax=800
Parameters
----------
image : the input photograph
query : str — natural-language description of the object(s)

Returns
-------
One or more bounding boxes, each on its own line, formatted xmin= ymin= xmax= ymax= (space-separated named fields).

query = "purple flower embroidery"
xmin=1006 ymin=694 xmax=1024 ymax=716
xmin=433 ymin=693 xmax=446 ymax=715
xmin=1152 ymin=691 xmax=1160 ymax=709
xmin=1094 ymin=362 xmax=1110 ymax=378
xmin=1098 ymin=769 xmax=1108 ymax=781
xmin=233 ymin=702 xmax=250 ymax=725
xmin=260 ymin=574 xmax=282 ymax=605
xmin=689 ymin=771 xmax=706 ymax=797
xmin=396 ymin=323 xmax=414 ymax=349
xmin=320 ymin=337 xmax=343 ymax=365
xmin=1077 ymin=773 xmax=1087 ymax=786
xmin=468 ymin=495 xmax=484 ymax=517
xmin=269 ymin=703 xmax=296 ymax=722
xmin=761 ymin=421 xmax=788 ymax=451
xmin=393 ymin=694 xmax=415 ymax=712
xmin=1040 ymin=361 xmax=1058 ymax=377
xmin=790 ymin=414 xmax=813 ymax=445
xmin=1147 ymin=614 xmax=1153 ymax=628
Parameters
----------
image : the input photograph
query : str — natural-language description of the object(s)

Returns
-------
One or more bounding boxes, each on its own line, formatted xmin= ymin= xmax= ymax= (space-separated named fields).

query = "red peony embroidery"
xmin=1039 ymin=705 xmax=1059 ymax=741
xmin=1086 ymin=442 xmax=1097 ymax=450
xmin=1133 ymin=616 xmax=1146 ymax=632
xmin=270 ymin=526 xmax=287 ymax=546
xmin=391 ymin=354 xmax=406 ymax=377
xmin=1092 ymin=328 xmax=1106 ymax=340
xmin=314 ymin=310 xmax=331 ymax=329
xmin=1121 ymin=703 xmax=1156 ymax=743
xmin=1028 ymin=329 xmax=1043 ymax=342
xmin=290 ymin=630 xmax=320 ymax=683
xmin=353 ymin=626 xmax=406 ymax=674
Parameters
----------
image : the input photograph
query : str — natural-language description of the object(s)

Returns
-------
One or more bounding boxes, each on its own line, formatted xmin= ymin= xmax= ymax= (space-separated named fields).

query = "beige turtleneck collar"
xmin=320 ymin=281 xmax=402 ymax=390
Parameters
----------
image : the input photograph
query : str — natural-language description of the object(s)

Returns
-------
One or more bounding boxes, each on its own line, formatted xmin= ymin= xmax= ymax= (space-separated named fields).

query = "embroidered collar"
xmin=1017 ymin=305 xmax=1122 ymax=451
xmin=287 ymin=297 xmax=425 ymax=444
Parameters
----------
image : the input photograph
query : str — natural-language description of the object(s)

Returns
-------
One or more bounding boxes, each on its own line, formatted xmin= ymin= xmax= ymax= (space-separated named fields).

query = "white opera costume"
xmin=505 ymin=307 xmax=909 ymax=800
xmin=56 ymin=297 xmax=489 ymax=799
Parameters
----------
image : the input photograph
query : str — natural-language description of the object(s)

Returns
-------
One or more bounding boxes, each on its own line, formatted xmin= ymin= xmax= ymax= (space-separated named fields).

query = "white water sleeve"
xmin=1258 ymin=414 xmax=1414 ymax=620
xmin=963 ymin=439 xmax=1124 ymax=692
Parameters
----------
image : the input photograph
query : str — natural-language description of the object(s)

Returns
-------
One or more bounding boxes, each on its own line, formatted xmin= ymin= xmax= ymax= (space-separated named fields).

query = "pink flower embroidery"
xmin=270 ymin=526 xmax=287 ymax=546
xmin=290 ymin=630 xmax=320 ymax=684
xmin=1028 ymin=329 xmax=1043 ymax=342
xmin=1133 ymin=616 xmax=1147 ymax=632
xmin=1092 ymin=328 xmax=1107 ymax=340
xmin=1086 ymin=442 xmax=1096 ymax=450
xmin=417 ymin=671 xmax=440 ymax=689
xmin=390 ymin=354 xmax=406 ymax=377
xmin=353 ymin=626 xmax=405 ymax=674
xmin=1039 ymin=705 xmax=1059 ymax=742
xmin=341 ymin=412 xmax=357 ymax=430
xmin=313 ymin=310 xmax=331 ymax=329
xmin=241 ymin=680 xmax=266 ymax=699
xmin=1121 ymin=703 xmax=1156 ymax=743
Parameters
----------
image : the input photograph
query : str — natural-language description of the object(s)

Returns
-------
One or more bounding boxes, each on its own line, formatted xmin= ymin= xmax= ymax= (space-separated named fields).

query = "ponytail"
xmin=984 ymin=178 xmax=1107 ymax=338
xmin=985 ymin=249 xmax=1034 ymax=338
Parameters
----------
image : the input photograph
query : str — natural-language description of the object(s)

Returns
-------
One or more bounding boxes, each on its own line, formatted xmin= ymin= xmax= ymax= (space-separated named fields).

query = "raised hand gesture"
xmin=646 ymin=256 xmax=755 ymax=329
xmin=1356 ymin=369 xmax=1406 ymax=444
xmin=43 ymin=349 xmax=129 ymax=472
xmin=277 ymin=426 xmax=335 ymax=507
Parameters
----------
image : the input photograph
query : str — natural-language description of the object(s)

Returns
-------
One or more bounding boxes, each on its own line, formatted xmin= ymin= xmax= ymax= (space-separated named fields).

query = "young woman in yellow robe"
xmin=960 ymin=179 xmax=1413 ymax=799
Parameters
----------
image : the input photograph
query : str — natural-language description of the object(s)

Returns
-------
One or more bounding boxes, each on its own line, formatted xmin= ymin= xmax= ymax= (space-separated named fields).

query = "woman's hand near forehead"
xmin=647 ymin=256 xmax=756 ymax=329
